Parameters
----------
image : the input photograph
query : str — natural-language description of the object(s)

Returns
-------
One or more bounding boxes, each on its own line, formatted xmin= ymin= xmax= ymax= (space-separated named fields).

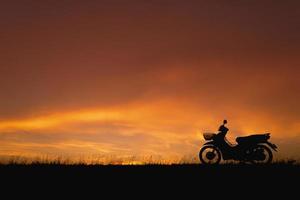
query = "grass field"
xmin=1 ymin=161 xmax=299 ymax=197
xmin=1 ymin=161 xmax=299 ymax=181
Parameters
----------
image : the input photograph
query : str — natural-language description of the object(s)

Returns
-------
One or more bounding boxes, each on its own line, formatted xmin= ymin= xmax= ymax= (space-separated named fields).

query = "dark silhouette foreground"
xmin=0 ymin=163 xmax=299 ymax=198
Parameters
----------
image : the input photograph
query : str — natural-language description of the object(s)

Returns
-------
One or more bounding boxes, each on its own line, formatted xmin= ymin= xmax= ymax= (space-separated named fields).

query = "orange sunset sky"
xmin=0 ymin=0 xmax=300 ymax=163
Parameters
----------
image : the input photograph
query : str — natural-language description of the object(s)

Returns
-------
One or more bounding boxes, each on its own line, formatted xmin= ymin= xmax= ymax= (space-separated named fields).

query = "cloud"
xmin=0 ymin=1 xmax=299 ymax=161
xmin=0 ymin=99 xmax=299 ymax=161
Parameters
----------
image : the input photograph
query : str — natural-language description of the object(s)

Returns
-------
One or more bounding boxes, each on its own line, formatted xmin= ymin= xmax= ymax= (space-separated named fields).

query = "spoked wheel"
xmin=247 ymin=145 xmax=273 ymax=164
xmin=199 ymin=145 xmax=221 ymax=165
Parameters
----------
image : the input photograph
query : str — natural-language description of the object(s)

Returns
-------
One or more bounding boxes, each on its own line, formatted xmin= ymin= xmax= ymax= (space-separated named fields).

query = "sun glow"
xmin=0 ymin=110 xmax=123 ymax=131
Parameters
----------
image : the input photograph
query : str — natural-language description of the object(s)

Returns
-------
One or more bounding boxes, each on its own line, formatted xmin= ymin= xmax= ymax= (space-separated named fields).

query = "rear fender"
xmin=265 ymin=141 xmax=278 ymax=152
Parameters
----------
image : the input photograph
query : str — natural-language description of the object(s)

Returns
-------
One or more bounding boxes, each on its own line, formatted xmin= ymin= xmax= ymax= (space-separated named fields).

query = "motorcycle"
xmin=199 ymin=132 xmax=278 ymax=164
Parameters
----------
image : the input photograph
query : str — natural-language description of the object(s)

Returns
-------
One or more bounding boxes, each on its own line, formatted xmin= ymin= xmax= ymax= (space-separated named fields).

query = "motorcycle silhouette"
xmin=199 ymin=132 xmax=278 ymax=164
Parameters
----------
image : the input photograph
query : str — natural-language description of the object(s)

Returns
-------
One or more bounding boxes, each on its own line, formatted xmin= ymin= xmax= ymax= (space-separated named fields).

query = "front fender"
xmin=203 ymin=141 xmax=215 ymax=146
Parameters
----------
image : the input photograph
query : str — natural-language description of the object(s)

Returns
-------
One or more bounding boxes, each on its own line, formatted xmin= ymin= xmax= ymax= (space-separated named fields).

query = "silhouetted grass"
xmin=0 ymin=155 xmax=298 ymax=166
xmin=1 ymin=158 xmax=299 ymax=172
xmin=1 ymin=159 xmax=299 ymax=197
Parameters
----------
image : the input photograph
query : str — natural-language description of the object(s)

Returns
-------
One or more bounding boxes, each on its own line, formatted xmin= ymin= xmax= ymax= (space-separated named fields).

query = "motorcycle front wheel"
xmin=199 ymin=145 xmax=221 ymax=165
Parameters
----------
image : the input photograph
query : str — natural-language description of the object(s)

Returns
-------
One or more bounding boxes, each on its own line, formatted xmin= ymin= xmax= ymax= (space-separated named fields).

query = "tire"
xmin=199 ymin=145 xmax=222 ymax=165
xmin=249 ymin=144 xmax=273 ymax=164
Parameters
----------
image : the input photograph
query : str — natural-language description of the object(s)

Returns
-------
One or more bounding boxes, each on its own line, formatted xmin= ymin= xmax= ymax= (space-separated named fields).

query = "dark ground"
xmin=1 ymin=163 xmax=299 ymax=197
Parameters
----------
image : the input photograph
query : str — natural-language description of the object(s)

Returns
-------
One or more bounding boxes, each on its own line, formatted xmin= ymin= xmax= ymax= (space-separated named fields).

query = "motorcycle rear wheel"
xmin=248 ymin=144 xmax=273 ymax=164
xmin=199 ymin=145 xmax=222 ymax=165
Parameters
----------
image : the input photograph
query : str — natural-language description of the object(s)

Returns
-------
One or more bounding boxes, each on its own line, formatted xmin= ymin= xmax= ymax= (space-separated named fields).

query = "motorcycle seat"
xmin=236 ymin=133 xmax=270 ymax=144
